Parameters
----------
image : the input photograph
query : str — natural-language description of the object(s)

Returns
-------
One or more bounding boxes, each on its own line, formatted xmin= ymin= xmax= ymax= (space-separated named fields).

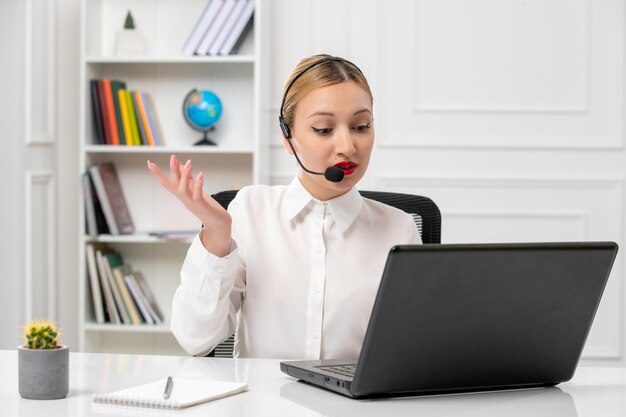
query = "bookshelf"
xmin=78 ymin=0 xmax=270 ymax=355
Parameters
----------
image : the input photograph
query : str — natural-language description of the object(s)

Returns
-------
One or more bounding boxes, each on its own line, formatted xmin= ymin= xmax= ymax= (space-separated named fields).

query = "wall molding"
xmin=25 ymin=172 xmax=56 ymax=322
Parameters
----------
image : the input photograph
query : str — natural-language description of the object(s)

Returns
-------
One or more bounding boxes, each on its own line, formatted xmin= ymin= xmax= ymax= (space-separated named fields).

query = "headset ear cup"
xmin=279 ymin=116 xmax=291 ymax=139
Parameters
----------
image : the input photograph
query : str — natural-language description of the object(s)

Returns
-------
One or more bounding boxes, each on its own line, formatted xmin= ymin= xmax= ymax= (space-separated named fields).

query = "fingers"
xmin=178 ymin=159 xmax=192 ymax=194
xmin=192 ymin=171 xmax=204 ymax=201
xmin=147 ymin=160 xmax=174 ymax=192
xmin=169 ymin=154 xmax=181 ymax=185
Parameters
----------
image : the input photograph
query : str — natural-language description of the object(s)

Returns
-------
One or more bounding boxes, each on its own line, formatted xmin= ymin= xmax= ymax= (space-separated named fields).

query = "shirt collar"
xmin=282 ymin=175 xmax=364 ymax=234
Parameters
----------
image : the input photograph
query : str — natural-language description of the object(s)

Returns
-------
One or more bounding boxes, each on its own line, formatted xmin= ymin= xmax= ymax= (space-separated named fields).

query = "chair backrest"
xmin=205 ymin=189 xmax=441 ymax=357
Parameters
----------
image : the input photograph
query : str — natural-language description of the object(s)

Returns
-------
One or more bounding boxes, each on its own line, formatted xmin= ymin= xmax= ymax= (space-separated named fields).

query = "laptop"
xmin=280 ymin=242 xmax=618 ymax=398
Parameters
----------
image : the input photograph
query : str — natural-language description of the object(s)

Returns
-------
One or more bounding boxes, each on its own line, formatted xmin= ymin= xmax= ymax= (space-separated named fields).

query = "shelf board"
xmin=85 ymin=55 xmax=256 ymax=64
xmin=84 ymin=145 xmax=254 ymax=155
xmin=84 ymin=323 xmax=172 ymax=334
xmin=85 ymin=234 xmax=196 ymax=244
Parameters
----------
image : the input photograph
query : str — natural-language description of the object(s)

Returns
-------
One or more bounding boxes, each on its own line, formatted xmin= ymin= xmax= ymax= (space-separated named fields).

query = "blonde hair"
xmin=281 ymin=54 xmax=373 ymax=131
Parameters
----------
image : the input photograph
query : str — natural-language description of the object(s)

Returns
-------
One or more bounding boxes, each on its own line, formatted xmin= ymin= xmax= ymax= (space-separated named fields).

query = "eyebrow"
xmin=308 ymin=108 xmax=372 ymax=118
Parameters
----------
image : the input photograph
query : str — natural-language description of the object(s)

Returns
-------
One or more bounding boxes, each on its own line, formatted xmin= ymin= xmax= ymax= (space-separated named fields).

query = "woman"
xmin=147 ymin=54 xmax=421 ymax=359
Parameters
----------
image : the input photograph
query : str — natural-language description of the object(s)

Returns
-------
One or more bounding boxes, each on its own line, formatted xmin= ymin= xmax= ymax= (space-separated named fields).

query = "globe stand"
xmin=194 ymin=127 xmax=217 ymax=146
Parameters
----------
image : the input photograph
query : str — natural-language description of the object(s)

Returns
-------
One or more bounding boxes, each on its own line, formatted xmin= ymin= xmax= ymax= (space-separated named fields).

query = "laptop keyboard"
xmin=316 ymin=364 xmax=357 ymax=378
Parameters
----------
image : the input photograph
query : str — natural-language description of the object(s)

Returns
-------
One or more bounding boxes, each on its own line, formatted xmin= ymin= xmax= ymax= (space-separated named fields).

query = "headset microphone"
xmin=279 ymin=56 xmax=364 ymax=184
xmin=281 ymin=130 xmax=345 ymax=182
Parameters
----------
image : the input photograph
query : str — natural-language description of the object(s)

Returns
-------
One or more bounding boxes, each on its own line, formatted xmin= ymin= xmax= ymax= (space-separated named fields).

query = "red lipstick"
xmin=334 ymin=161 xmax=358 ymax=176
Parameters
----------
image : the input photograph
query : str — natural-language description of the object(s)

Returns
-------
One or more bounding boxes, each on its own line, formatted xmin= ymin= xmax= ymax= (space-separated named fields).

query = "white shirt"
xmin=170 ymin=176 xmax=422 ymax=359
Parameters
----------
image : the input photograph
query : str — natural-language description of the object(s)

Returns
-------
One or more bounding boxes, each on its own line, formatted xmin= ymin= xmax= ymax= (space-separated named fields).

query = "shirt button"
xmin=312 ymin=334 xmax=318 ymax=339
xmin=316 ymin=286 xmax=321 ymax=293
xmin=316 ymin=246 xmax=323 ymax=253
xmin=215 ymin=265 xmax=225 ymax=273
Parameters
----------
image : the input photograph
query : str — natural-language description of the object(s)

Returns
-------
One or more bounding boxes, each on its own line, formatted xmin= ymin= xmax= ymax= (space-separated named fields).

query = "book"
xmin=124 ymin=90 xmax=142 ymax=145
xmin=134 ymin=91 xmax=155 ymax=146
xmin=89 ymin=162 xmax=135 ymax=235
xmin=196 ymin=0 xmax=233 ymax=55
xmin=111 ymin=80 xmax=128 ymax=145
xmin=96 ymin=80 xmax=111 ymax=145
xmin=219 ymin=0 xmax=254 ymax=55
xmin=130 ymin=91 xmax=148 ymax=145
xmin=85 ymin=243 xmax=106 ymax=324
xmin=124 ymin=273 xmax=156 ymax=324
xmin=95 ymin=248 xmax=121 ymax=324
xmin=182 ymin=0 xmax=223 ymax=56
xmin=117 ymin=89 xmax=134 ymax=146
xmin=112 ymin=265 xmax=144 ymax=325
xmin=102 ymin=251 xmax=130 ymax=324
xmin=89 ymin=80 xmax=105 ymax=144
xmin=82 ymin=173 xmax=98 ymax=237
xmin=140 ymin=92 xmax=164 ymax=146
xmin=209 ymin=0 xmax=247 ymax=55
xmin=92 ymin=378 xmax=248 ymax=409
xmin=132 ymin=271 xmax=165 ymax=323
xmin=102 ymin=80 xmax=121 ymax=145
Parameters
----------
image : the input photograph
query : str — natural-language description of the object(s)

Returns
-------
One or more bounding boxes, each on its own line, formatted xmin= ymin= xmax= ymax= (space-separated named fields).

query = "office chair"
xmin=205 ymin=189 xmax=441 ymax=357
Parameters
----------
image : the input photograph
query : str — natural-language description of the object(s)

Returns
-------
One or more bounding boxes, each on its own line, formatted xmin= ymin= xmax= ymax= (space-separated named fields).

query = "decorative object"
xmin=182 ymin=89 xmax=223 ymax=146
xmin=115 ymin=11 xmax=145 ymax=56
xmin=18 ymin=320 xmax=69 ymax=400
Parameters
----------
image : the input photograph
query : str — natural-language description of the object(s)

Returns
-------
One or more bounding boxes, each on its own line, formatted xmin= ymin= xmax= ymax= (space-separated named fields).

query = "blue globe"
xmin=183 ymin=89 xmax=222 ymax=145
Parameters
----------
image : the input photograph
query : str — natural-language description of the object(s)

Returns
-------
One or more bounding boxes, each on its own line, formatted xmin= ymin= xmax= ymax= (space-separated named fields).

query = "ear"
xmin=282 ymin=137 xmax=294 ymax=156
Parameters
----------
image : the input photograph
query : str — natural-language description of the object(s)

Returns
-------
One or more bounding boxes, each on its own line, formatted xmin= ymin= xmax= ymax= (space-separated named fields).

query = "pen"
xmin=163 ymin=376 xmax=173 ymax=400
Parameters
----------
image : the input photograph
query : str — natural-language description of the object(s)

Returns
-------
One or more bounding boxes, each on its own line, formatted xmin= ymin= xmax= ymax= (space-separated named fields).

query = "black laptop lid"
xmin=351 ymin=242 xmax=618 ymax=397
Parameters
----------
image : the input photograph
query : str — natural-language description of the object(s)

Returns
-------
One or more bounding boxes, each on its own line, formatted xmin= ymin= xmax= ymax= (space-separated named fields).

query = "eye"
xmin=353 ymin=123 xmax=371 ymax=132
xmin=311 ymin=127 xmax=333 ymax=135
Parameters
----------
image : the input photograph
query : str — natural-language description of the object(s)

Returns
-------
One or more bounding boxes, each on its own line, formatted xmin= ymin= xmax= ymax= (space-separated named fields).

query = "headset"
xmin=278 ymin=56 xmax=365 ymax=183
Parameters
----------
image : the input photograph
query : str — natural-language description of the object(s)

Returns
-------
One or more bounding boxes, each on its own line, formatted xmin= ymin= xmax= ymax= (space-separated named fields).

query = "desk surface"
xmin=1 ymin=350 xmax=625 ymax=416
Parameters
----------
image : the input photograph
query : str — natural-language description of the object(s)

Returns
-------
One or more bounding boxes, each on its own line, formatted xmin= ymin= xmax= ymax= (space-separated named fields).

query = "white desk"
xmin=1 ymin=350 xmax=625 ymax=416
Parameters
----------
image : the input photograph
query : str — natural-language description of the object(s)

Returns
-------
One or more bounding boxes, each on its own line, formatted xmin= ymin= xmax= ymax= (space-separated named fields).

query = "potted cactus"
xmin=18 ymin=320 xmax=69 ymax=399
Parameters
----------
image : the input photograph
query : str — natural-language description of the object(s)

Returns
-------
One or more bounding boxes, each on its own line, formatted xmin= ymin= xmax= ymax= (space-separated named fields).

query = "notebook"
xmin=92 ymin=377 xmax=248 ymax=409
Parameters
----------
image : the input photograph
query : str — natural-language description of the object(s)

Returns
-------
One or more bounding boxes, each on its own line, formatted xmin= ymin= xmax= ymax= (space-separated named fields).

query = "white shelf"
xmin=85 ymin=55 xmax=256 ymax=64
xmin=85 ymin=234 xmax=195 ymax=244
xmin=85 ymin=145 xmax=255 ymax=155
xmin=84 ymin=323 xmax=172 ymax=334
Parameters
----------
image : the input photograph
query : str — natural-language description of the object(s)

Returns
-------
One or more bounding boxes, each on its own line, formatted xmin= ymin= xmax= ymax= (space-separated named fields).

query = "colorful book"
xmin=101 ymin=80 xmax=121 ymax=145
xmin=141 ymin=92 xmax=164 ymax=146
xmin=134 ymin=91 xmax=155 ymax=146
xmin=125 ymin=90 xmax=142 ymax=145
xmin=117 ymin=89 xmax=134 ymax=146
xmin=102 ymin=251 xmax=130 ymax=324
xmin=89 ymin=80 xmax=105 ymax=144
xmin=96 ymin=80 xmax=112 ymax=144
xmin=110 ymin=80 xmax=128 ymax=145
xmin=131 ymin=91 xmax=148 ymax=145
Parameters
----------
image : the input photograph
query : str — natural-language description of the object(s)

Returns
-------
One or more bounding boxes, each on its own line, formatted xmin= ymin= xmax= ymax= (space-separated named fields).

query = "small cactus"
xmin=23 ymin=320 xmax=61 ymax=349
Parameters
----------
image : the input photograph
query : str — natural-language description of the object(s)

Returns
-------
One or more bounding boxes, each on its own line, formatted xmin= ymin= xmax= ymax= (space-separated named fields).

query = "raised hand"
xmin=147 ymin=155 xmax=232 ymax=257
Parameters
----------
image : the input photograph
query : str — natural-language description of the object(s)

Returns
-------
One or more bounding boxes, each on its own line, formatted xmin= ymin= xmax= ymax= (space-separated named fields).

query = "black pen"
xmin=163 ymin=376 xmax=173 ymax=399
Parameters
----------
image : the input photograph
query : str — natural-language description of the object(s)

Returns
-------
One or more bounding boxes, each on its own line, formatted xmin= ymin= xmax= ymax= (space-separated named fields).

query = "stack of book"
xmin=183 ymin=0 xmax=255 ymax=56
xmin=90 ymin=79 xmax=164 ymax=146
xmin=83 ymin=162 xmax=134 ymax=236
xmin=86 ymin=244 xmax=165 ymax=325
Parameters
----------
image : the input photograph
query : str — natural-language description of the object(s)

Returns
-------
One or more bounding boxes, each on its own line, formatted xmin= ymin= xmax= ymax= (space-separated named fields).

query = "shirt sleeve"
xmin=170 ymin=193 xmax=247 ymax=357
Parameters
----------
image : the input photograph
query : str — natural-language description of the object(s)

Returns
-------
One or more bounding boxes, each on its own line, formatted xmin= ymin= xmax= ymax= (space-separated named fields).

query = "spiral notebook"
xmin=92 ymin=377 xmax=248 ymax=410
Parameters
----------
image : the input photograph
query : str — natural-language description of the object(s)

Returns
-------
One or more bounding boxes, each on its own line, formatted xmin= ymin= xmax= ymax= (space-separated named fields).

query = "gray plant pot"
xmin=18 ymin=344 xmax=69 ymax=400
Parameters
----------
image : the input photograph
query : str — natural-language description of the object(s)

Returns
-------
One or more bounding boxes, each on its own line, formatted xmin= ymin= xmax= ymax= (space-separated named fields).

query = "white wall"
xmin=3 ymin=0 xmax=624 ymax=365
xmin=263 ymin=0 xmax=626 ymax=366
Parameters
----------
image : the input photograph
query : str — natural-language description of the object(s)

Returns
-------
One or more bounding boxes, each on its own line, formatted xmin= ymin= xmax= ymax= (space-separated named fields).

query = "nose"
xmin=335 ymin=126 xmax=357 ymax=157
